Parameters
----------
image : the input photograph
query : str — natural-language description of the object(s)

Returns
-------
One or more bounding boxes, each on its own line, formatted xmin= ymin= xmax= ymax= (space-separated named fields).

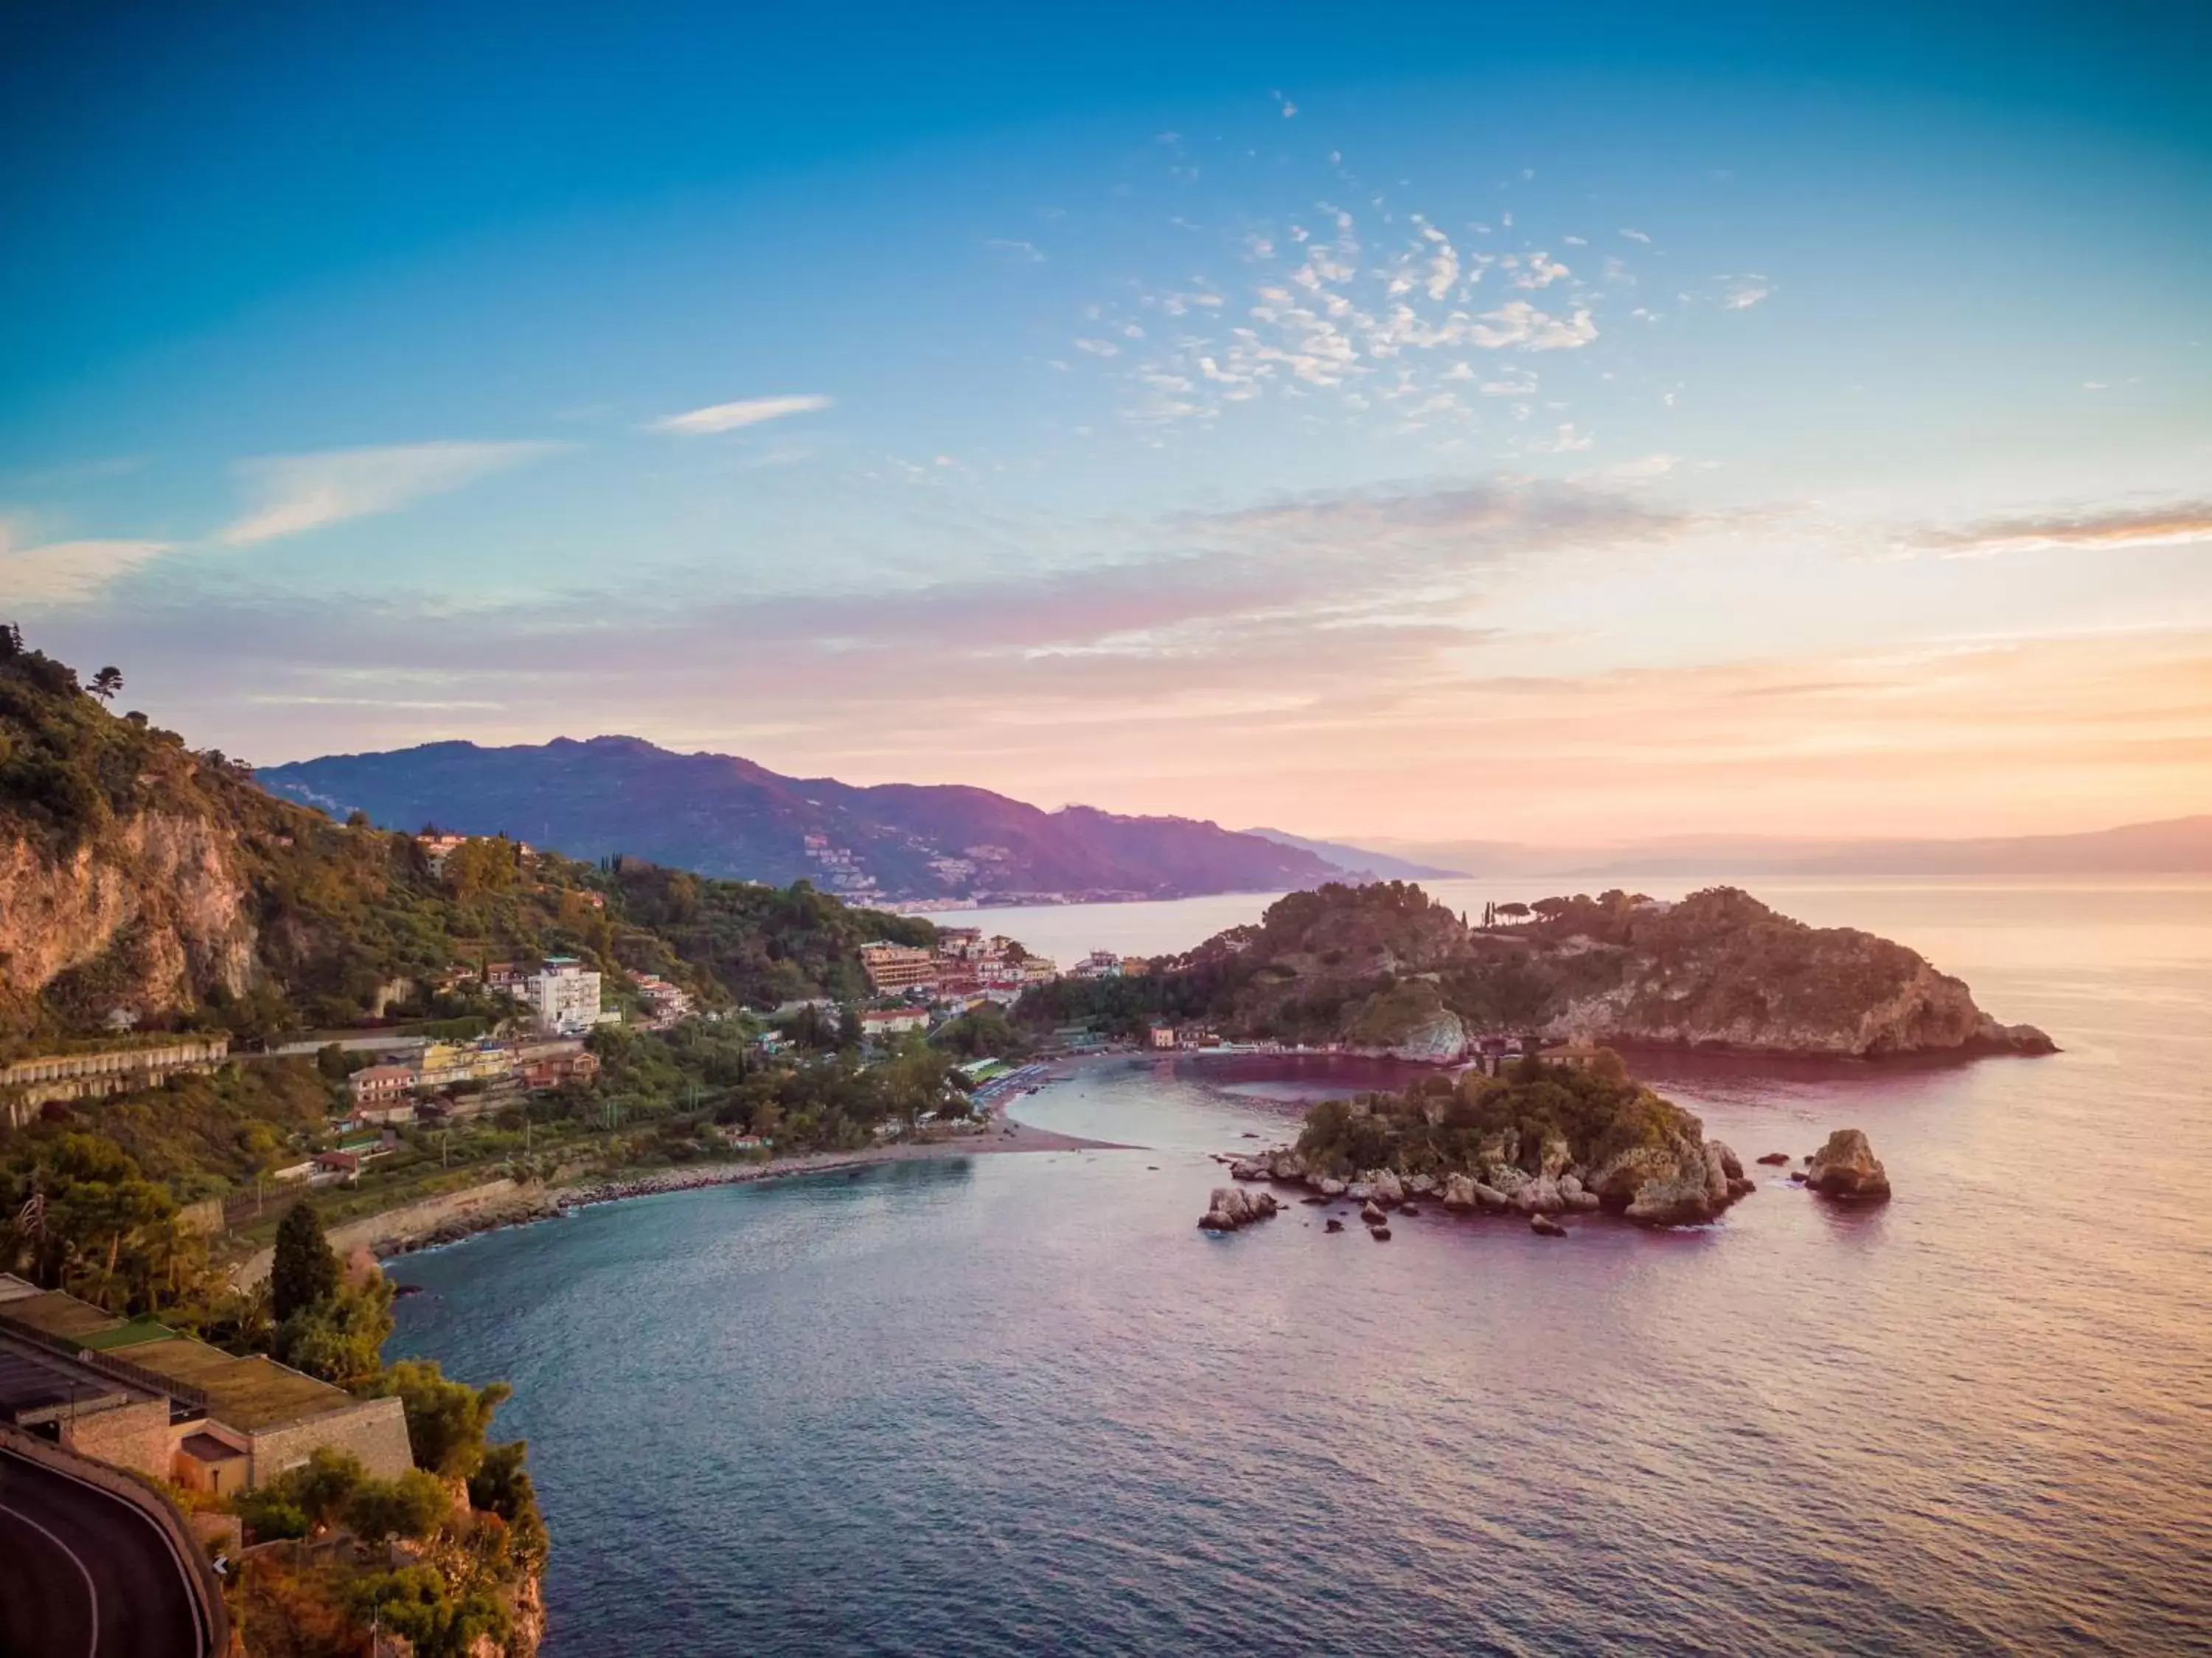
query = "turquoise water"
xmin=389 ymin=884 xmax=2212 ymax=1655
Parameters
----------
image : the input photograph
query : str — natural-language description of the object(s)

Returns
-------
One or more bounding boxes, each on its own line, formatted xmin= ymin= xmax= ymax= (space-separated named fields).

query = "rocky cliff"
xmin=0 ymin=812 xmax=260 ymax=1031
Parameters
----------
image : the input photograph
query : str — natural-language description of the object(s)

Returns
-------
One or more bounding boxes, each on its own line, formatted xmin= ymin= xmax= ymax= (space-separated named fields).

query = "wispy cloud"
xmin=0 ymin=530 xmax=173 ymax=605
xmin=1718 ymin=274 xmax=1773 ymax=310
xmin=220 ymin=441 xmax=561 ymax=545
xmin=986 ymin=238 xmax=1046 ymax=263
xmin=1907 ymin=499 xmax=2212 ymax=558
xmin=646 ymin=395 xmax=834 ymax=435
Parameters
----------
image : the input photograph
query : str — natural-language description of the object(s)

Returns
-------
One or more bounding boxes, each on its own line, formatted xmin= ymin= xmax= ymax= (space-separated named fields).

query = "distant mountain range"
xmin=1241 ymin=828 xmax=1464 ymax=881
xmin=1366 ymin=816 xmax=2212 ymax=878
xmin=258 ymin=738 xmax=1371 ymax=903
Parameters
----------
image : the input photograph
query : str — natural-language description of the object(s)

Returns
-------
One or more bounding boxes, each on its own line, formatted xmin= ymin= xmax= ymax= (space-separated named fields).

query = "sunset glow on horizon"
xmin=4 ymin=3 xmax=2208 ymax=844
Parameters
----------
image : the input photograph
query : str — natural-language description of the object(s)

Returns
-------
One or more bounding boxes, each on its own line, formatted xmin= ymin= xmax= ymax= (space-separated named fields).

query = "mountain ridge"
xmin=258 ymin=737 xmax=1349 ymax=903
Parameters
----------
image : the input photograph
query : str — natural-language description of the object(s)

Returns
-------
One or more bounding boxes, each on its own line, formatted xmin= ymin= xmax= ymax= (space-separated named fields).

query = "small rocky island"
xmin=1197 ymin=1049 xmax=1891 ymax=1236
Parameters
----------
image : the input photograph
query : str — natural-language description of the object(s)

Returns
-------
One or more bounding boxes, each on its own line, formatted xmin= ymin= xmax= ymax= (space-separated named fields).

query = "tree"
xmin=345 ymin=1468 xmax=452 ymax=1543
xmin=350 ymin=1566 xmax=511 ymax=1658
xmin=275 ymin=1274 xmax=394 ymax=1390
xmin=837 ymin=1005 xmax=863 ymax=1048
xmin=377 ymin=1359 xmax=513 ymax=1479
xmin=1497 ymin=902 xmax=1531 ymax=923
xmin=87 ymin=665 xmax=123 ymax=701
xmin=271 ymin=1200 xmax=341 ymax=1322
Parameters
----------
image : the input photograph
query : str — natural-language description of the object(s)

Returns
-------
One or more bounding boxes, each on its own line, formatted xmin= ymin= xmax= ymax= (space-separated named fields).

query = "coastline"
xmin=368 ymin=1106 xmax=1138 ymax=1271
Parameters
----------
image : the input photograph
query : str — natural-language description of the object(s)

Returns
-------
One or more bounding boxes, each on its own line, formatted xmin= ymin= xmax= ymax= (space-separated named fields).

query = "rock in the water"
xmin=1529 ymin=1214 xmax=1568 ymax=1238
xmin=1715 ymin=1142 xmax=1745 ymax=1182
xmin=1325 ymin=1217 xmax=1345 ymax=1232
xmin=1756 ymin=1152 xmax=1790 ymax=1167
xmin=1513 ymin=1176 xmax=1566 ymax=1215
xmin=1369 ymin=1225 xmax=1392 ymax=1241
xmin=1408 ymin=1173 xmax=1437 ymax=1197
xmin=1345 ymin=1182 xmax=1373 ymax=1204
xmin=1399 ymin=1203 xmax=1420 ymax=1217
xmin=1565 ymin=1189 xmax=1601 ymax=1213
xmin=1804 ymin=1128 xmax=1891 ymax=1201
xmin=1231 ymin=1159 xmax=1266 ymax=1181
xmin=1318 ymin=1176 xmax=1346 ymax=1198
xmin=1471 ymin=1182 xmax=1512 ymax=1213
xmin=1371 ymin=1169 xmax=1406 ymax=1207
xmin=1360 ymin=1200 xmax=1387 ymax=1227
xmin=1441 ymin=1173 xmax=1477 ymax=1213
xmin=1199 ymin=1184 xmax=1281 ymax=1229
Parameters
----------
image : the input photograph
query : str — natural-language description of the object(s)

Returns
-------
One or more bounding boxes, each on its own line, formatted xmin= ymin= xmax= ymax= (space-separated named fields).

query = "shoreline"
xmin=372 ymin=1105 xmax=1137 ymax=1269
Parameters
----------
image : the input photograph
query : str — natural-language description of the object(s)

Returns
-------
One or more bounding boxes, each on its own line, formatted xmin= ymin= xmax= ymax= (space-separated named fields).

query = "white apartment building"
xmin=524 ymin=957 xmax=606 ymax=1036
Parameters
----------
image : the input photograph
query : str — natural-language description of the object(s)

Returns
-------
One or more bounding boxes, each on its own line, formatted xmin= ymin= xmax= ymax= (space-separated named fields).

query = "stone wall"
xmin=232 ymin=1177 xmax=532 ymax=1286
xmin=60 ymin=1395 xmax=173 ymax=1480
xmin=250 ymin=1395 xmax=413 ymax=1487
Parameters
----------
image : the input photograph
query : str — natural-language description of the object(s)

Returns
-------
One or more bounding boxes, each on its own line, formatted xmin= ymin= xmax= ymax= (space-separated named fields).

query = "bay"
xmin=389 ymin=880 xmax=2212 ymax=1655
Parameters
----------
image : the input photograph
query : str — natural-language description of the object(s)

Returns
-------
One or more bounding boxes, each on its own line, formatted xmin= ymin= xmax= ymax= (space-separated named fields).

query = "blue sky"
xmin=4 ymin=1 xmax=2209 ymax=842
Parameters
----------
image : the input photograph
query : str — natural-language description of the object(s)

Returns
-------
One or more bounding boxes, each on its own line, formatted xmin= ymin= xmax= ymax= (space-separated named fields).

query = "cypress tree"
xmin=272 ymin=1200 xmax=341 ymax=1322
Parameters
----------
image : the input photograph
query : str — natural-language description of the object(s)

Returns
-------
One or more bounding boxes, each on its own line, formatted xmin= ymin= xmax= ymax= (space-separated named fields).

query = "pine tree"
xmin=271 ymin=1200 xmax=341 ymax=1322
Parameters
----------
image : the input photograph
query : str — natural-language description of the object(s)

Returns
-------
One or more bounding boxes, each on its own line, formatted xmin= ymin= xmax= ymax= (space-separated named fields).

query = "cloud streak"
xmin=220 ymin=441 xmax=561 ymax=546
xmin=1908 ymin=499 xmax=2212 ymax=558
xmin=647 ymin=395 xmax=834 ymax=434
xmin=0 ymin=532 xmax=173 ymax=605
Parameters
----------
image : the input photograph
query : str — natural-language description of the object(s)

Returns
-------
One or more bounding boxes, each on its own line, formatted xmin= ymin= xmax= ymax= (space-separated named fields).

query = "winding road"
xmin=0 ymin=1444 xmax=212 ymax=1658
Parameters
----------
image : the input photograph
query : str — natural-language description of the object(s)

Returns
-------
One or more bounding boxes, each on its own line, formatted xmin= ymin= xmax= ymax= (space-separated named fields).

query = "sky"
xmin=4 ymin=0 xmax=2210 ymax=845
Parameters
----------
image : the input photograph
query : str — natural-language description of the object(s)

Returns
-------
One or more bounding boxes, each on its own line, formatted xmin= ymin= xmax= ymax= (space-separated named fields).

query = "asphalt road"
xmin=0 ymin=1446 xmax=209 ymax=1658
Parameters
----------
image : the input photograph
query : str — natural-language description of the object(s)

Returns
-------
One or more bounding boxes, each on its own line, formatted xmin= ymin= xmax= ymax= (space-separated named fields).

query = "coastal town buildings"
xmin=859 ymin=942 xmax=939 ymax=992
xmin=628 ymin=971 xmax=697 ymax=1028
xmin=416 ymin=831 xmax=468 ymax=875
xmin=347 ymin=1035 xmax=596 ymax=1111
xmin=861 ymin=1007 xmax=931 ymax=1038
xmin=523 ymin=957 xmax=608 ymax=1036
xmin=1067 ymin=950 xmax=1124 ymax=981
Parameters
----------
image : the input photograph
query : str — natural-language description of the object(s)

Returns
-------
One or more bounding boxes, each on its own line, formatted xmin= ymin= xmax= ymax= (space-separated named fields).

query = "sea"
xmin=388 ymin=878 xmax=2212 ymax=1656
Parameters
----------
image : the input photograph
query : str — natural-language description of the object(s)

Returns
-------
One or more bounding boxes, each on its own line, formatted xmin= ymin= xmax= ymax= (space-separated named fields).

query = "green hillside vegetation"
xmin=1297 ymin=1051 xmax=1695 ymax=1182
xmin=1023 ymin=878 xmax=2023 ymax=1059
xmin=0 ymin=628 xmax=939 ymax=1047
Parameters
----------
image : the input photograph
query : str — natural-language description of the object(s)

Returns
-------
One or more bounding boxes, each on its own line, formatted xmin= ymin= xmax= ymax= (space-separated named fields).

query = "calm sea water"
xmin=389 ymin=881 xmax=2212 ymax=1656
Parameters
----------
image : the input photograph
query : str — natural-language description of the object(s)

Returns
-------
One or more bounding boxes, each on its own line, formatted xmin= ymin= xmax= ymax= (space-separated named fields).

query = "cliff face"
xmin=0 ymin=812 xmax=259 ymax=1027
xmin=1194 ymin=882 xmax=2053 ymax=1060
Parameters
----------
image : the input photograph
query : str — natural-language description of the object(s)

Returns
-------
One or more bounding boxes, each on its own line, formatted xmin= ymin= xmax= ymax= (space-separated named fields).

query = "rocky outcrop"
xmin=1197 ymin=880 xmax=2053 ymax=1061
xmin=1590 ymin=1131 xmax=1750 ymax=1228
xmin=1199 ymin=1185 xmax=1281 ymax=1231
xmin=1 ymin=814 xmax=259 ymax=1023
xmin=1804 ymin=1129 xmax=1891 ymax=1201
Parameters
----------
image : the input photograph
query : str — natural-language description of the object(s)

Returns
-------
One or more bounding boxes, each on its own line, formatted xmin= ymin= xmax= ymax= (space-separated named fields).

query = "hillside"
xmin=257 ymin=737 xmax=1346 ymax=902
xmin=0 ymin=635 xmax=935 ymax=1045
xmin=1033 ymin=881 xmax=2054 ymax=1060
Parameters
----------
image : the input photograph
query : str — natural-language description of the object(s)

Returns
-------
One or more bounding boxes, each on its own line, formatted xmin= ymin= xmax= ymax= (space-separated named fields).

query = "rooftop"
xmin=1 ymin=1286 xmax=372 ymax=1433
xmin=0 ymin=1330 xmax=149 ymax=1423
